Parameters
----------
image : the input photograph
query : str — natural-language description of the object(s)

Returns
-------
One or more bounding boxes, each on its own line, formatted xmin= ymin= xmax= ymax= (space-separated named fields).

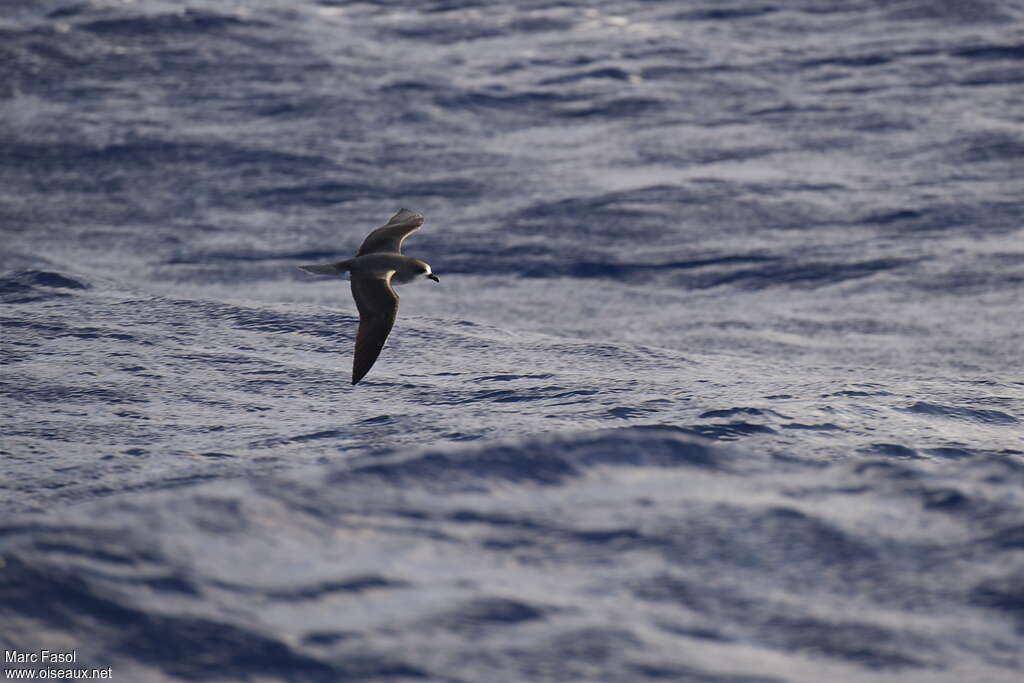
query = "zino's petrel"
xmin=299 ymin=209 xmax=439 ymax=385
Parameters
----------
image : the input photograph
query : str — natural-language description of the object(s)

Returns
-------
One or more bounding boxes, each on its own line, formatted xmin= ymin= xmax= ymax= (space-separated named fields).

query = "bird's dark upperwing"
xmin=356 ymin=209 xmax=425 ymax=256
xmin=350 ymin=272 xmax=399 ymax=384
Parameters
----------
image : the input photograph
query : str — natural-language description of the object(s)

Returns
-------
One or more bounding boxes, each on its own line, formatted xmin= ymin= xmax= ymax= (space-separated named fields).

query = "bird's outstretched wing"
xmin=356 ymin=209 xmax=425 ymax=256
xmin=350 ymin=272 xmax=399 ymax=384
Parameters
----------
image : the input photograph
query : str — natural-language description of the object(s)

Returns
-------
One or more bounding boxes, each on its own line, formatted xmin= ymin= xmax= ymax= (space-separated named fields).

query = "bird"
xmin=299 ymin=208 xmax=439 ymax=385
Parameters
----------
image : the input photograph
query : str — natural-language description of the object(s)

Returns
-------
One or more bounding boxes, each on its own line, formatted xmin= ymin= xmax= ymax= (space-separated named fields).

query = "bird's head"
xmin=419 ymin=262 xmax=439 ymax=282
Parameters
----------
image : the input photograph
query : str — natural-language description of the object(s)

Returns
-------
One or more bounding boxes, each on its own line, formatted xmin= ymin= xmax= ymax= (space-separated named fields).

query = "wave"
xmin=0 ymin=269 xmax=90 ymax=304
xmin=2 ymin=426 xmax=1023 ymax=681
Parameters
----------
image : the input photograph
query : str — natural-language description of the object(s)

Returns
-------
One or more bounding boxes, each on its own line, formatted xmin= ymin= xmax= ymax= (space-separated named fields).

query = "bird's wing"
xmin=356 ymin=209 xmax=425 ymax=256
xmin=350 ymin=272 xmax=399 ymax=384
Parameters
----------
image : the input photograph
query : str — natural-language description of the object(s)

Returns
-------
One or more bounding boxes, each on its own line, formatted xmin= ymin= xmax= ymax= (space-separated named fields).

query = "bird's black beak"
xmin=428 ymin=273 xmax=439 ymax=282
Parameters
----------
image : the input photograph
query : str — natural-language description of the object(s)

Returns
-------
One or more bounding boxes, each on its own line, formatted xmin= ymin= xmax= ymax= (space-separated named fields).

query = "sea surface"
xmin=2 ymin=1 xmax=1023 ymax=681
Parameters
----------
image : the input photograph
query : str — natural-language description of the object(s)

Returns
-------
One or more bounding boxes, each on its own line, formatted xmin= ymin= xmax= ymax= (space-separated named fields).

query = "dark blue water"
xmin=2 ymin=1 xmax=1023 ymax=681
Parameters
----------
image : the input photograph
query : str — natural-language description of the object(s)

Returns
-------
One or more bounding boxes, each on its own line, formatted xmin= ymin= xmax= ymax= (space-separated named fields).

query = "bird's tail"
xmin=298 ymin=260 xmax=350 ymax=276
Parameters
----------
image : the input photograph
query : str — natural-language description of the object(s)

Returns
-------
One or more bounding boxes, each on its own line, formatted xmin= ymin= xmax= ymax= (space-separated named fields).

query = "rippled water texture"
xmin=2 ymin=1 xmax=1023 ymax=681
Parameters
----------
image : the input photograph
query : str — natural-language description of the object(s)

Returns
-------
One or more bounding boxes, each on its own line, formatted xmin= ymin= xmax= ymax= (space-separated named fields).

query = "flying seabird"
xmin=299 ymin=208 xmax=439 ymax=384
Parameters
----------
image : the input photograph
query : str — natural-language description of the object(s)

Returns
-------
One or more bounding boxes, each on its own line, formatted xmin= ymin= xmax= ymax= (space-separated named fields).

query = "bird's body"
xmin=299 ymin=209 xmax=438 ymax=384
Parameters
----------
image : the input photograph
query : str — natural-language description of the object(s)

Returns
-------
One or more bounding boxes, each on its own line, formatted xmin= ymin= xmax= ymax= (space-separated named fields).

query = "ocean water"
xmin=2 ymin=1 xmax=1023 ymax=681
